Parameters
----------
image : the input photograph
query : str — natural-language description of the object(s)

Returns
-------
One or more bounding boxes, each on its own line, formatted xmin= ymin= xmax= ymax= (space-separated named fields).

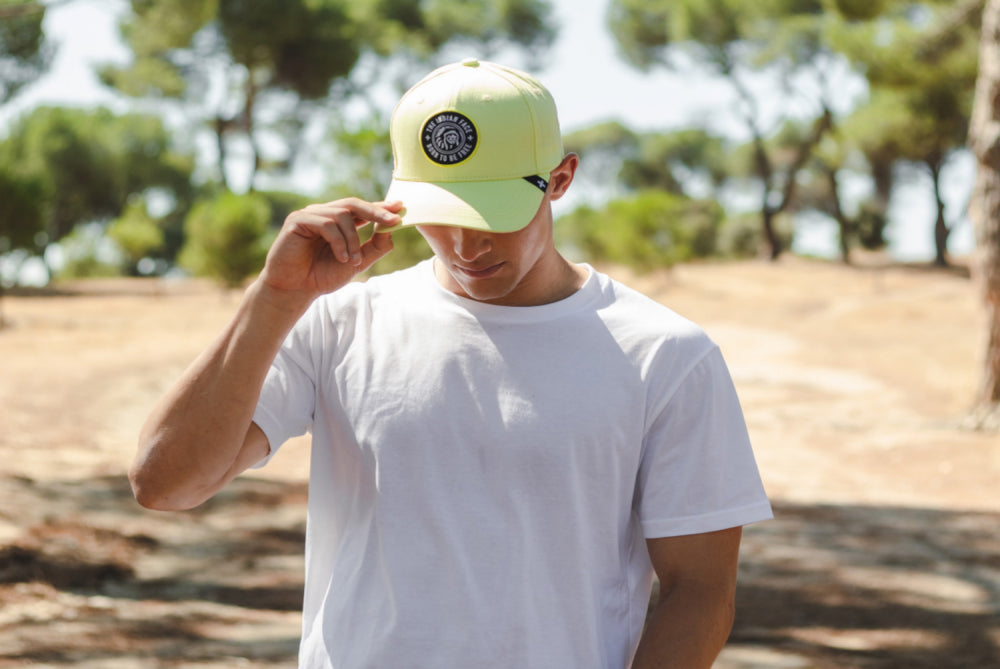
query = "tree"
xmin=0 ymin=163 xmax=45 ymax=327
xmin=788 ymin=93 xmax=913 ymax=264
xmin=0 ymin=0 xmax=50 ymax=105
xmin=833 ymin=0 xmax=980 ymax=267
xmin=565 ymin=121 xmax=729 ymax=200
xmin=102 ymin=0 xmax=556 ymax=193
xmin=564 ymin=120 xmax=792 ymax=265
xmin=969 ymin=0 xmax=1000 ymax=425
xmin=608 ymin=0 xmax=838 ymax=260
xmin=101 ymin=0 xmax=363 ymax=192
xmin=0 ymin=163 xmax=45 ymax=256
xmin=0 ymin=106 xmax=195 ymax=281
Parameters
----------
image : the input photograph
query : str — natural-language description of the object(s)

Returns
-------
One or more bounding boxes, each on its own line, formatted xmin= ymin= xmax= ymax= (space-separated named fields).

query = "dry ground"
xmin=1 ymin=255 xmax=998 ymax=668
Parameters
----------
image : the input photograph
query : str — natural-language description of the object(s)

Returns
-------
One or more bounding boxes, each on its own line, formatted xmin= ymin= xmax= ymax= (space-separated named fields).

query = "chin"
xmin=460 ymin=284 xmax=512 ymax=303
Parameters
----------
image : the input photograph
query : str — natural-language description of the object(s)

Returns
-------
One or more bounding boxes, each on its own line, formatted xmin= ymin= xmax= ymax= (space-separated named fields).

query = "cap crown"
xmin=390 ymin=59 xmax=564 ymax=184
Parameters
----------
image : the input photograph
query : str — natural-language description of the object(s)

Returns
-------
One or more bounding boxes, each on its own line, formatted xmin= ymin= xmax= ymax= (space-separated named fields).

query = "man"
xmin=132 ymin=59 xmax=772 ymax=668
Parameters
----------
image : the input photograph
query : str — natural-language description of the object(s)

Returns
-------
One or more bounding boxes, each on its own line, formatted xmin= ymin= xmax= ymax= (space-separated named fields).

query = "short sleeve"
xmin=249 ymin=314 xmax=319 ymax=468
xmin=636 ymin=346 xmax=772 ymax=537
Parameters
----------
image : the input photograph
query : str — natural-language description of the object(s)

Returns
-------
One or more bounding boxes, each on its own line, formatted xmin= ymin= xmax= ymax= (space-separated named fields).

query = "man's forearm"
xmin=630 ymin=579 xmax=736 ymax=669
xmin=131 ymin=279 xmax=313 ymax=510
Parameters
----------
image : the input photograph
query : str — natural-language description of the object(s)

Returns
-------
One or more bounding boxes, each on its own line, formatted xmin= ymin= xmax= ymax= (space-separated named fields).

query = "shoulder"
xmin=590 ymin=268 xmax=716 ymax=355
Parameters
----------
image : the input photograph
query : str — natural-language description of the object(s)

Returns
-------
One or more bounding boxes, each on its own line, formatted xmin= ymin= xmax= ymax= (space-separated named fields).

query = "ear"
xmin=546 ymin=153 xmax=579 ymax=202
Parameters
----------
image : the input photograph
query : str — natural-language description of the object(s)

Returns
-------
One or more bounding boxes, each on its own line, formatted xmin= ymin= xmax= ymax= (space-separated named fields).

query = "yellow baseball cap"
xmin=385 ymin=58 xmax=564 ymax=233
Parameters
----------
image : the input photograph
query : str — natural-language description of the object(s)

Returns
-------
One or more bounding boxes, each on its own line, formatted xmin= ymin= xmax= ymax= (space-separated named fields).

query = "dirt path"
xmin=1 ymin=258 xmax=998 ymax=667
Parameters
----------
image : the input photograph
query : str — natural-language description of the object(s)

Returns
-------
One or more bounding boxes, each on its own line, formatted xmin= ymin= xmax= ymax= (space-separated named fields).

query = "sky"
xmin=0 ymin=0 xmax=978 ymax=264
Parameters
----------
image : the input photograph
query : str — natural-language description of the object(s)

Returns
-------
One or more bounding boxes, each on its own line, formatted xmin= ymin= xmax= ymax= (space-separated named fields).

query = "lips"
xmin=456 ymin=262 xmax=504 ymax=279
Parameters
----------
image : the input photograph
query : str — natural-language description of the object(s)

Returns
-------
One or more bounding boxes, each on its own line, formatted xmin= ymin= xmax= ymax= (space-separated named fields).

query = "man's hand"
xmin=260 ymin=198 xmax=403 ymax=301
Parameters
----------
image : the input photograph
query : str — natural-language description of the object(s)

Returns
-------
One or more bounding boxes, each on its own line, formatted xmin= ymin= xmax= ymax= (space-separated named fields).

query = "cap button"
xmin=461 ymin=58 xmax=480 ymax=67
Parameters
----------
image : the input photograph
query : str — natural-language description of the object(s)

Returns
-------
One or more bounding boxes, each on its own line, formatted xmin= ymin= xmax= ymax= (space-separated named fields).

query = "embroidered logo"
xmin=421 ymin=112 xmax=477 ymax=165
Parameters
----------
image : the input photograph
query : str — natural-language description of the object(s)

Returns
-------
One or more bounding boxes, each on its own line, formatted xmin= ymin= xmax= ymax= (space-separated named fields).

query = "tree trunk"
xmin=761 ymin=207 xmax=782 ymax=261
xmin=214 ymin=116 xmax=231 ymax=191
xmin=969 ymin=0 xmax=1000 ymax=425
xmin=823 ymin=165 xmax=852 ymax=264
xmin=243 ymin=76 xmax=261 ymax=193
xmin=930 ymin=162 xmax=951 ymax=267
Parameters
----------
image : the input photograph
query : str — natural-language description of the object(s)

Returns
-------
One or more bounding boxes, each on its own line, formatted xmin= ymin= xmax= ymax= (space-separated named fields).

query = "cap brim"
xmin=384 ymin=176 xmax=547 ymax=233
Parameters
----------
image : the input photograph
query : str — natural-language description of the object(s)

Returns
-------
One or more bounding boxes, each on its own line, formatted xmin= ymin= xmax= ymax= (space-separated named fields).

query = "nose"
xmin=454 ymin=228 xmax=492 ymax=262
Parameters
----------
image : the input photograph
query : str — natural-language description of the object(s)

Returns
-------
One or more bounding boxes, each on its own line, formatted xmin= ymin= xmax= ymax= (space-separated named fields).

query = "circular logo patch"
xmin=421 ymin=112 xmax=477 ymax=165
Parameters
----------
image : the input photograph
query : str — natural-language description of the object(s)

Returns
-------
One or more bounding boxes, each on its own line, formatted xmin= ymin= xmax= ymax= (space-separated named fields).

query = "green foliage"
xmin=0 ymin=106 xmax=195 ymax=272
xmin=623 ymin=129 xmax=729 ymax=194
xmin=256 ymin=189 xmax=315 ymax=229
xmin=0 ymin=164 xmax=46 ymax=253
xmin=824 ymin=0 xmax=890 ymax=22
xmin=218 ymin=0 xmax=360 ymax=100
xmin=0 ymin=1 xmax=50 ymax=104
xmin=324 ymin=115 xmax=395 ymax=203
xmin=103 ymin=0 xmax=557 ymax=190
xmin=362 ymin=0 xmax=556 ymax=60
xmin=608 ymin=0 xmax=828 ymax=73
xmin=107 ymin=200 xmax=165 ymax=274
xmin=179 ymin=192 xmax=272 ymax=288
xmin=608 ymin=0 xmax=839 ymax=261
xmin=565 ymin=122 xmax=729 ymax=199
xmin=557 ymin=191 xmax=726 ymax=271
xmin=830 ymin=2 xmax=978 ymax=263
xmin=854 ymin=200 xmax=888 ymax=250
xmin=100 ymin=0 xmax=362 ymax=189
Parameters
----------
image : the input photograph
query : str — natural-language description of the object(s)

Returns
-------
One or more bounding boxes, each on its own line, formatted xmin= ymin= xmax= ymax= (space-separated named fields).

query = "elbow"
xmin=128 ymin=451 xmax=203 ymax=512
xmin=130 ymin=466 xmax=186 ymax=511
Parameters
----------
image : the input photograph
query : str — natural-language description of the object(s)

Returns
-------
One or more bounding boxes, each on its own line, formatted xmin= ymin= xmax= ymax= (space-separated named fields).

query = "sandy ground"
xmin=1 ymin=255 xmax=998 ymax=668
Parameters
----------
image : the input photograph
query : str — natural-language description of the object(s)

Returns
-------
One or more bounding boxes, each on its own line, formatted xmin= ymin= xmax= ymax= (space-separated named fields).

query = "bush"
xmin=179 ymin=192 xmax=272 ymax=288
xmin=556 ymin=191 xmax=725 ymax=271
xmin=107 ymin=200 xmax=164 ymax=275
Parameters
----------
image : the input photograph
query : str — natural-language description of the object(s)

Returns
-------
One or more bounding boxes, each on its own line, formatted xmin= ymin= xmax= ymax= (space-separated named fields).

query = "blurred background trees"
xmin=0 ymin=0 xmax=990 ymax=282
xmin=0 ymin=0 xmax=49 ymax=105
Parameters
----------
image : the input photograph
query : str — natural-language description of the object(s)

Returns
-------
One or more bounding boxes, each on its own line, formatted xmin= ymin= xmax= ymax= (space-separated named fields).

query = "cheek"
xmin=416 ymin=227 xmax=449 ymax=254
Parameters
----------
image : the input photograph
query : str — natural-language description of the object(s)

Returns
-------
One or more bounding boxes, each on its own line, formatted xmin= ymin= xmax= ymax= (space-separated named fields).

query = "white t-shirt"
xmin=253 ymin=260 xmax=772 ymax=669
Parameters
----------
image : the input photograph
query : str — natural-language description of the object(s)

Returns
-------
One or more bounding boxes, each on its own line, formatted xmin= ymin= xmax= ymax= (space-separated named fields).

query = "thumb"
xmin=356 ymin=227 xmax=395 ymax=273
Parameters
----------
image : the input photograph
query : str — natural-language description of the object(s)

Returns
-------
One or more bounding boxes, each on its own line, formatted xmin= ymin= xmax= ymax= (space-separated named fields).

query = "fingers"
xmin=293 ymin=198 xmax=403 ymax=266
xmin=357 ymin=222 xmax=395 ymax=273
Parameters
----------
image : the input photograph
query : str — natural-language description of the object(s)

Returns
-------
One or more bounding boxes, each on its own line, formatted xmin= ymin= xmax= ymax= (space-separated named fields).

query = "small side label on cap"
xmin=421 ymin=112 xmax=477 ymax=165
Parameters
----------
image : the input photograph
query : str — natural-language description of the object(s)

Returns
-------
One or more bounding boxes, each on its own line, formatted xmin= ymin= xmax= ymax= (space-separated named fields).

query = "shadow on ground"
xmin=730 ymin=502 xmax=1000 ymax=668
xmin=1 ymin=474 xmax=998 ymax=667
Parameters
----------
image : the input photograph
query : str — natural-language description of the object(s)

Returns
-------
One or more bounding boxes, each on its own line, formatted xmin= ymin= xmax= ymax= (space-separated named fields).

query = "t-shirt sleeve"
xmin=636 ymin=345 xmax=772 ymax=538
xmin=249 ymin=313 xmax=319 ymax=469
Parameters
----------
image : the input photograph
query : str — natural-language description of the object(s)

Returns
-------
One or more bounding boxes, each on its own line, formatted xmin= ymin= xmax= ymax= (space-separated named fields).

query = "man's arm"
xmin=130 ymin=198 xmax=403 ymax=511
xmin=630 ymin=527 xmax=743 ymax=669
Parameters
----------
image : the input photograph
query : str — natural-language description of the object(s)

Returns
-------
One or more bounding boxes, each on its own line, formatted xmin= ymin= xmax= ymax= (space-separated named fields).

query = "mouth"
xmin=455 ymin=262 xmax=504 ymax=279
